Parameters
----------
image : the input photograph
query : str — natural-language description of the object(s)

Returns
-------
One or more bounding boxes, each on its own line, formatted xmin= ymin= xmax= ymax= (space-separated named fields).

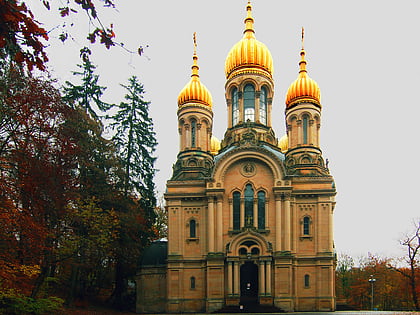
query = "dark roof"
xmin=139 ymin=240 xmax=168 ymax=267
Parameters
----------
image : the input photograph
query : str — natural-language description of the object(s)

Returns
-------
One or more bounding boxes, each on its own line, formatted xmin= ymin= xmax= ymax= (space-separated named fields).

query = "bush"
xmin=0 ymin=289 xmax=63 ymax=314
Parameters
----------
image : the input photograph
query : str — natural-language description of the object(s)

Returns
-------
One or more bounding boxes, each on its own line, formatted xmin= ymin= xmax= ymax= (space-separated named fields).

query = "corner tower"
xmin=284 ymin=29 xmax=328 ymax=176
xmin=173 ymin=33 xmax=214 ymax=180
xmin=222 ymin=1 xmax=277 ymax=149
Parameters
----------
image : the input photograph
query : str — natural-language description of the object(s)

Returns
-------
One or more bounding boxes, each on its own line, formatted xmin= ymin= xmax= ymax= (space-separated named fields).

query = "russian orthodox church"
xmin=136 ymin=2 xmax=336 ymax=313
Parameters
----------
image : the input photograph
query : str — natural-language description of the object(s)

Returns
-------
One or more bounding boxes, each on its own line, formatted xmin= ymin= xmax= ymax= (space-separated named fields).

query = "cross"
xmin=193 ymin=32 xmax=197 ymax=54
xmin=301 ymin=27 xmax=305 ymax=50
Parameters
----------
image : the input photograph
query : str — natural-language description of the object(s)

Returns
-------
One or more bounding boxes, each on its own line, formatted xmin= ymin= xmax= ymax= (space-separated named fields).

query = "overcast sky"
xmin=28 ymin=0 xmax=420 ymax=261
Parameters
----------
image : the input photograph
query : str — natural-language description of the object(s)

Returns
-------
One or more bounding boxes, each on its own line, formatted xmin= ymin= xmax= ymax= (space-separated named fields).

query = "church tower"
xmin=137 ymin=2 xmax=336 ymax=313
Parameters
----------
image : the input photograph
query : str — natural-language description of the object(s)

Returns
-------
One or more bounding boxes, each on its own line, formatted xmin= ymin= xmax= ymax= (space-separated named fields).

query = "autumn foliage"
xmin=0 ymin=60 xmax=158 ymax=312
xmin=336 ymin=252 xmax=420 ymax=311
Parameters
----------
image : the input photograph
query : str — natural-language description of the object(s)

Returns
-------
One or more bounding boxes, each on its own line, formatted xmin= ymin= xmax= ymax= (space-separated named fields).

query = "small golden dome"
xmin=225 ymin=1 xmax=273 ymax=80
xmin=178 ymin=34 xmax=213 ymax=107
xmin=285 ymin=29 xmax=321 ymax=108
xmin=278 ymin=134 xmax=288 ymax=153
xmin=210 ymin=135 xmax=221 ymax=155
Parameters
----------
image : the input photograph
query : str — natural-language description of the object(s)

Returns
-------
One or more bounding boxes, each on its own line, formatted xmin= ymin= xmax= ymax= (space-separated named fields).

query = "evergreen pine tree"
xmin=108 ymin=76 xmax=158 ymax=309
xmin=63 ymin=47 xmax=111 ymax=120
xmin=109 ymin=75 xmax=157 ymax=218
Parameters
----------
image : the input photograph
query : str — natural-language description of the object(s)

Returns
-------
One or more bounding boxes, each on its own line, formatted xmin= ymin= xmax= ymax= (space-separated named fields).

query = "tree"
xmin=107 ymin=76 xmax=158 ymax=309
xmin=0 ymin=0 xmax=123 ymax=73
xmin=0 ymin=66 xmax=81 ymax=298
xmin=63 ymin=48 xmax=111 ymax=120
xmin=389 ymin=220 xmax=420 ymax=311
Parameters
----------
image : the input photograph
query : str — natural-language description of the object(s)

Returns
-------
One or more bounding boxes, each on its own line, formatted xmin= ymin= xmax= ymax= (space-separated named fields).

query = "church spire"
xmin=244 ymin=0 xmax=255 ymax=37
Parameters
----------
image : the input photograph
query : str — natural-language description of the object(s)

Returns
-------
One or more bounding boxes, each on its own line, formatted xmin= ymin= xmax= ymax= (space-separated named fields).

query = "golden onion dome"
xmin=278 ymin=134 xmax=288 ymax=153
xmin=178 ymin=34 xmax=213 ymax=107
xmin=285 ymin=29 xmax=321 ymax=108
xmin=224 ymin=1 xmax=273 ymax=80
xmin=210 ymin=135 xmax=221 ymax=155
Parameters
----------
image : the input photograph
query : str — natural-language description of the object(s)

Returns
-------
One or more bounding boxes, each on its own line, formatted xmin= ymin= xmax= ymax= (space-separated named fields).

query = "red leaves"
xmin=1 ymin=0 xmax=120 ymax=72
xmin=0 ymin=0 xmax=49 ymax=71
xmin=87 ymin=24 xmax=115 ymax=49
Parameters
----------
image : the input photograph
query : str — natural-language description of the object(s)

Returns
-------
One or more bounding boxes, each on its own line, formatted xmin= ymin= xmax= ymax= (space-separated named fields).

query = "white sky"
xmin=27 ymin=0 xmax=420 ymax=260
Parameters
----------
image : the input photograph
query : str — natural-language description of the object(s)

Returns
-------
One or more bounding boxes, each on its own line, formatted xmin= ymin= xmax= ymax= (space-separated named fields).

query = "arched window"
xmin=302 ymin=114 xmax=309 ymax=144
xmin=244 ymin=184 xmax=254 ymax=227
xmin=304 ymin=274 xmax=310 ymax=288
xmin=260 ymin=87 xmax=267 ymax=125
xmin=190 ymin=219 xmax=196 ymax=238
xmin=232 ymin=87 xmax=239 ymax=125
xmin=191 ymin=119 xmax=197 ymax=147
xmin=303 ymin=216 xmax=310 ymax=235
xmin=243 ymin=84 xmax=255 ymax=122
xmin=190 ymin=276 xmax=196 ymax=289
xmin=233 ymin=191 xmax=241 ymax=230
xmin=257 ymin=191 xmax=266 ymax=230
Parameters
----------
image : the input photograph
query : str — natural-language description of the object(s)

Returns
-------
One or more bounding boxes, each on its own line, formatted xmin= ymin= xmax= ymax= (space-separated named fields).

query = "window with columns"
xmin=259 ymin=86 xmax=267 ymax=125
xmin=231 ymin=185 xmax=266 ymax=231
xmin=302 ymin=114 xmax=309 ymax=144
xmin=232 ymin=87 xmax=239 ymax=125
xmin=191 ymin=118 xmax=197 ymax=147
xmin=244 ymin=84 xmax=255 ymax=122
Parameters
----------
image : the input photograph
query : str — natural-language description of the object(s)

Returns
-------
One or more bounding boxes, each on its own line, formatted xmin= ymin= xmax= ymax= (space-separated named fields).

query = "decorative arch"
xmin=227 ymin=229 xmax=272 ymax=257
xmin=212 ymin=147 xmax=285 ymax=185
xmin=299 ymin=154 xmax=312 ymax=164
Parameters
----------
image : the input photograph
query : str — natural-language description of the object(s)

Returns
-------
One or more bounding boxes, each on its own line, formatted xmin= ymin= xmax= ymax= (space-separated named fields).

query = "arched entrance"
xmin=240 ymin=261 xmax=258 ymax=305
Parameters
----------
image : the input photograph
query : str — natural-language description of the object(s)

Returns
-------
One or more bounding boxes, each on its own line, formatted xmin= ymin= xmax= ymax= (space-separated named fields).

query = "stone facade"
xmin=136 ymin=2 xmax=336 ymax=313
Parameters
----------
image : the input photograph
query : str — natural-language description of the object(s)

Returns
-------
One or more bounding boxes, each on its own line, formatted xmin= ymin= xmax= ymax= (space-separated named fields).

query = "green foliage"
xmin=63 ymin=48 xmax=111 ymax=120
xmin=109 ymin=76 xmax=157 ymax=206
xmin=0 ymin=288 xmax=63 ymax=315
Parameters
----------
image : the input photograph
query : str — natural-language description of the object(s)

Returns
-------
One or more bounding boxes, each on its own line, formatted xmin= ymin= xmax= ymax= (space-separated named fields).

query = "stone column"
xmin=259 ymin=261 xmax=266 ymax=296
xmin=227 ymin=261 xmax=233 ymax=295
xmin=233 ymin=261 xmax=240 ymax=295
xmin=216 ymin=195 xmax=223 ymax=252
xmin=253 ymin=199 xmax=258 ymax=229
xmin=266 ymin=260 xmax=272 ymax=296
xmin=240 ymin=198 xmax=245 ymax=228
xmin=275 ymin=194 xmax=282 ymax=252
xmin=208 ymin=197 xmax=215 ymax=253
xmin=297 ymin=120 xmax=302 ymax=146
xmin=284 ymin=194 xmax=291 ymax=252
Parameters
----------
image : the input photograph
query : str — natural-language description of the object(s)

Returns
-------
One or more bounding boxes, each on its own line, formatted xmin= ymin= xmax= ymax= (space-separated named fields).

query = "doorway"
xmin=240 ymin=261 xmax=258 ymax=305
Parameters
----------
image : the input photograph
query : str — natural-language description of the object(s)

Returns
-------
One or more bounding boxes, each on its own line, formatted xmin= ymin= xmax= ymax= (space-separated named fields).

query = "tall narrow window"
xmin=191 ymin=119 xmax=197 ymax=147
xmin=257 ymin=191 xmax=266 ymax=230
xmin=244 ymin=184 xmax=254 ymax=226
xmin=304 ymin=274 xmax=310 ymax=288
xmin=190 ymin=276 xmax=196 ymax=289
xmin=302 ymin=115 xmax=309 ymax=144
xmin=243 ymin=84 xmax=255 ymax=122
xmin=260 ymin=87 xmax=267 ymax=125
xmin=303 ymin=216 xmax=310 ymax=235
xmin=190 ymin=219 xmax=196 ymax=238
xmin=233 ymin=191 xmax=240 ymax=230
xmin=232 ymin=88 xmax=239 ymax=125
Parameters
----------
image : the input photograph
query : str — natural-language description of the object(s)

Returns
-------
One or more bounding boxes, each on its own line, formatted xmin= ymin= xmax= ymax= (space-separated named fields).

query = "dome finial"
xmin=244 ymin=0 xmax=255 ymax=37
xmin=191 ymin=32 xmax=199 ymax=77
xmin=299 ymin=27 xmax=307 ymax=74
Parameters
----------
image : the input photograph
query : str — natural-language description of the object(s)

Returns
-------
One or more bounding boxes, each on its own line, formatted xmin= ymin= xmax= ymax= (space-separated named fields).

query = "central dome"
xmin=224 ymin=2 xmax=273 ymax=80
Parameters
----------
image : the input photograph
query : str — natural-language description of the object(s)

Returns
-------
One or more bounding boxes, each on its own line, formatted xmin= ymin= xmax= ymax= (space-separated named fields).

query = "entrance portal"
xmin=240 ymin=261 xmax=258 ymax=305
